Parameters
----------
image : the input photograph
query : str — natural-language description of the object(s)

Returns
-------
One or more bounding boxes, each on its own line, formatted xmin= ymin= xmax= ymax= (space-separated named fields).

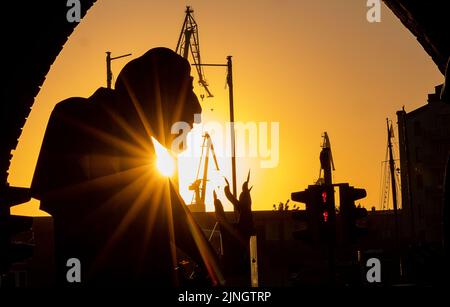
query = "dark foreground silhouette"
xmin=214 ymin=172 xmax=256 ymax=285
xmin=31 ymin=48 xmax=223 ymax=287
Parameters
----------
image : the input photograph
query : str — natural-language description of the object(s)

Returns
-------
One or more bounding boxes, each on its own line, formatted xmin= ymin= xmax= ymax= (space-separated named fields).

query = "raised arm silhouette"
xmin=213 ymin=171 xmax=255 ymax=285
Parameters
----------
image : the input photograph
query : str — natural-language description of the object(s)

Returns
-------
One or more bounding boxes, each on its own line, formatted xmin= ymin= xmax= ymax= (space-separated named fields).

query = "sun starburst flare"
xmin=151 ymin=136 xmax=176 ymax=177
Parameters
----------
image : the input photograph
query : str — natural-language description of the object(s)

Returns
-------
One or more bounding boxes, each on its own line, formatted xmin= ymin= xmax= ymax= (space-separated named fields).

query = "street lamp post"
xmin=193 ymin=56 xmax=237 ymax=199
xmin=106 ymin=51 xmax=132 ymax=89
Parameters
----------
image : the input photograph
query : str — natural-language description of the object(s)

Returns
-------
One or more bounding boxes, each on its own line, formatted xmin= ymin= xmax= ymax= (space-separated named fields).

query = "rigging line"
xmin=380 ymin=138 xmax=390 ymax=209
xmin=382 ymin=163 xmax=387 ymax=210
xmin=394 ymin=171 xmax=402 ymax=208
xmin=385 ymin=171 xmax=391 ymax=210
xmin=384 ymin=162 xmax=391 ymax=209
xmin=379 ymin=161 xmax=387 ymax=210
xmin=383 ymin=160 xmax=391 ymax=210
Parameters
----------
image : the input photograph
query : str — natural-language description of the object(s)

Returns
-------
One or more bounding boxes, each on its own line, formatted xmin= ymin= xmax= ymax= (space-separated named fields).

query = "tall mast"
xmin=387 ymin=118 xmax=402 ymax=279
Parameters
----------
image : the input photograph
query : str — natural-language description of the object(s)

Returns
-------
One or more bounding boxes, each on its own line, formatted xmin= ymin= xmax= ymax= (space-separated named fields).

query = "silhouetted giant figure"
xmin=31 ymin=48 xmax=221 ymax=287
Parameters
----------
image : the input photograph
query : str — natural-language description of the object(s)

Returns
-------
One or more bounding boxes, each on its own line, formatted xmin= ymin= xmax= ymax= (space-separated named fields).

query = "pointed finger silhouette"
xmin=213 ymin=190 xmax=227 ymax=223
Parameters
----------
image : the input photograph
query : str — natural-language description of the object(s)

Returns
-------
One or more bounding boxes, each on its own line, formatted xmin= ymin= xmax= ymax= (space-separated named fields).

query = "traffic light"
xmin=317 ymin=185 xmax=336 ymax=224
xmin=291 ymin=184 xmax=336 ymax=244
xmin=291 ymin=186 xmax=316 ymax=242
xmin=339 ymin=183 xmax=368 ymax=242
xmin=0 ymin=186 xmax=34 ymax=277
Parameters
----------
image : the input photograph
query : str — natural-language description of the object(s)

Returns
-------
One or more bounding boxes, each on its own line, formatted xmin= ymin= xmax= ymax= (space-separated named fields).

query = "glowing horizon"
xmin=8 ymin=0 xmax=443 ymax=216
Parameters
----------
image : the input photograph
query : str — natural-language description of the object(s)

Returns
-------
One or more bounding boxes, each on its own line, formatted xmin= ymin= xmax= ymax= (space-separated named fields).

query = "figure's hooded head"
xmin=115 ymin=47 xmax=201 ymax=150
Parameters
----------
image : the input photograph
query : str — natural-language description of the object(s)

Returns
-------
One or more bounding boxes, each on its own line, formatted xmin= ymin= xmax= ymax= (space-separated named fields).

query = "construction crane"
xmin=317 ymin=132 xmax=335 ymax=185
xmin=189 ymin=133 xmax=220 ymax=212
xmin=176 ymin=6 xmax=213 ymax=99
xmin=176 ymin=6 xmax=238 ymax=199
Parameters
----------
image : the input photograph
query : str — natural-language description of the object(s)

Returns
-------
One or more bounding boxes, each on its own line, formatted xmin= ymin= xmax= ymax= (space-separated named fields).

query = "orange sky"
xmin=8 ymin=0 xmax=443 ymax=216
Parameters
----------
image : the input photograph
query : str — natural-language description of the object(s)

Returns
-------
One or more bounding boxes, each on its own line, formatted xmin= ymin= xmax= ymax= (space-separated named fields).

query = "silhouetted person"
xmin=31 ymin=48 xmax=221 ymax=287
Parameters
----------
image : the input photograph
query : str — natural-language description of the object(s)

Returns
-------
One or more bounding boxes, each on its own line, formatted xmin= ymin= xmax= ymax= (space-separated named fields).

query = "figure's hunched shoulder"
xmin=51 ymin=87 xmax=115 ymax=115
xmin=52 ymin=96 xmax=88 ymax=114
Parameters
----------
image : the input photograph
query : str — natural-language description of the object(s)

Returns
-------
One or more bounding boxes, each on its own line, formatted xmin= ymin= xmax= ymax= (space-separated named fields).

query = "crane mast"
xmin=176 ymin=6 xmax=213 ymax=98
xmin=189 ymin=133 xmax=219 ymax=212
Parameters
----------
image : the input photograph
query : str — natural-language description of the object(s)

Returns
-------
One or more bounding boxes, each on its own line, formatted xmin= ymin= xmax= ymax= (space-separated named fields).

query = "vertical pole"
xmin=183 ymin=30 xmax=191 ymax=59
xmin=200 ymin=136 xmax=211 ymax=211
xmin=227 ymin=56 xmax=237 ymax=199
xmin=319 ymin=142 xmax=335 ymax=283
xmin=106 ymin=51 xmax=112 ymax=89
xmin=250 ymin=235 xmax=258 ymax=287
xmin=387 ymin=118 xmax=402 ymax=279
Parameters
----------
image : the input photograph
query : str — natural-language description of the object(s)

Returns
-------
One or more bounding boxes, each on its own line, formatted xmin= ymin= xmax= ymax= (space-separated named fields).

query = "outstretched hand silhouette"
xmin=213 ymin=171 xmax=255 ymax=285
xmin=213 ymin=171 xmax=255 ymax=238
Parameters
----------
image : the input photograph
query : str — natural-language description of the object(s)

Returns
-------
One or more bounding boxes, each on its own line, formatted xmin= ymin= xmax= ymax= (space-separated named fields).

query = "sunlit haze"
xmin=8 ymin=0 xmax=443 ymax=216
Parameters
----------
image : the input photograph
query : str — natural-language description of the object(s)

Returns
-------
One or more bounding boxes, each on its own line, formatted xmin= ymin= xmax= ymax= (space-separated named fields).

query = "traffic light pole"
xmin=292 ymin=134 xmax=369 ymax=285
xmin=320 ymin=145 xmax=336 ymax=284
